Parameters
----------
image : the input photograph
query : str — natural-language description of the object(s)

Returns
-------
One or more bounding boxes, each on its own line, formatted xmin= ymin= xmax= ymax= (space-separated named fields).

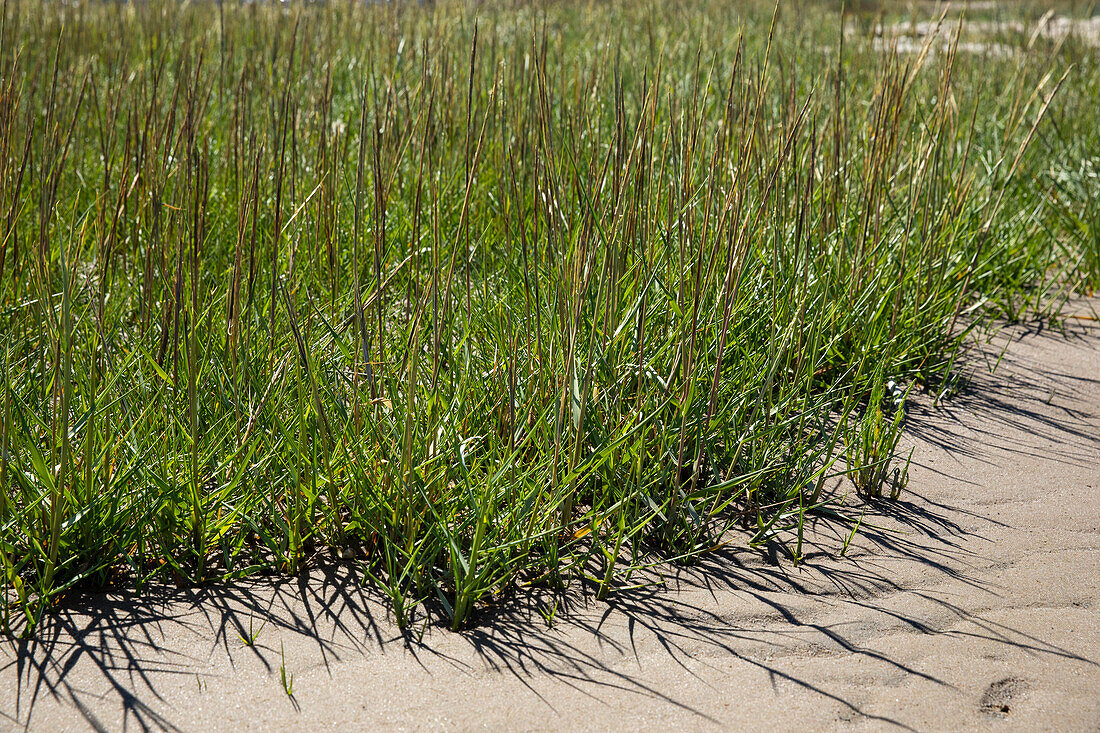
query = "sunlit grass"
xmin=0 ymin=0 xmax=1096 ymax=634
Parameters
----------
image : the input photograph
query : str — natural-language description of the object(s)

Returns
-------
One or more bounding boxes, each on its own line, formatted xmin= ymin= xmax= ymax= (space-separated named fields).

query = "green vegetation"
xmin=0 ymin=0 xmax=1096 ymax=633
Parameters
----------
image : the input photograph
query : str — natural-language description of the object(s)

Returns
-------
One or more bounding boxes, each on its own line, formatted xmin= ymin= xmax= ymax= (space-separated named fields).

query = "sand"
xmin=2 ymin=302 xmax=1098 ymax=732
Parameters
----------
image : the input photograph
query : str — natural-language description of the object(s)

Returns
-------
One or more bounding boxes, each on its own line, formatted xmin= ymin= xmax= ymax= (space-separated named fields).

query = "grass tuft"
xmin=0 ymin=0 xmax=1096 ymax=632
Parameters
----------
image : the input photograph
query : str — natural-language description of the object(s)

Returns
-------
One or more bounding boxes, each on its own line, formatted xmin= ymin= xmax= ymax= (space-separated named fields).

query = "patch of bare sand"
xmin=861 ymin=13 xmax=1100 ymax=55
xmin=2 ymin=300 xmax=1097 ymax=732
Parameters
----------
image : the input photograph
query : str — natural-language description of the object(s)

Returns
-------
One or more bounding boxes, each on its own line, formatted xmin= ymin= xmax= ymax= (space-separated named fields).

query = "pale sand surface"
xmin=2 ymin=302 xmax=1097 ymax=732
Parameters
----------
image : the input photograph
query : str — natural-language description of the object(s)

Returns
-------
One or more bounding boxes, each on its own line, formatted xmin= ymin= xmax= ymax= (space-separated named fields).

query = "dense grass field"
xmin=0 ymin=0 xmax=1096 ymax=633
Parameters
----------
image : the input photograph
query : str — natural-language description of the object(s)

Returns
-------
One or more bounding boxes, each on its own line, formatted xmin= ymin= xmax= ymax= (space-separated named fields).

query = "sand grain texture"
xmin=2 ymin=306 xmax=1098 ymax=732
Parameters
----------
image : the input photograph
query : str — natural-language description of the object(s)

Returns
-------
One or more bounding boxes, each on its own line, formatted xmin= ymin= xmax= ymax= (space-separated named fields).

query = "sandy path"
xmin=2 ymin=304 xmax=1098 ymax=732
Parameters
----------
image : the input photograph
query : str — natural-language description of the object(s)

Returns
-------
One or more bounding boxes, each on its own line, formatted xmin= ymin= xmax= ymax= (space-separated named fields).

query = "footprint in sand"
xmin=980 ymin=677 xmax=1029 ymax=718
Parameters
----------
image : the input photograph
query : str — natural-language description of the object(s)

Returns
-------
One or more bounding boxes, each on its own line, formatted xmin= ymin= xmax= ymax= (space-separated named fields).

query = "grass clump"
xmin=0 ymin=0 xmax=1096 ymax=633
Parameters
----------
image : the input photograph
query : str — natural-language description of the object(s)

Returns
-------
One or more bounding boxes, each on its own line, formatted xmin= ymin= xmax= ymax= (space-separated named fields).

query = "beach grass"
xmin=0 ymin=0 xmax=1096 ymax=633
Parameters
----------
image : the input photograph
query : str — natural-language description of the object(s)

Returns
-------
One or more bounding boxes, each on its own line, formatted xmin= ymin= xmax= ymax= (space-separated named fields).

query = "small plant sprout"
xmin=237 ymin=616 xmax=266 ymax=648
xmin=540 ymin=599 xmax=559 ymax=630
xmin=840 ymin=510 xmax=866 ymax=558
xmin=279 ymin=642 xmax=294 ymax=698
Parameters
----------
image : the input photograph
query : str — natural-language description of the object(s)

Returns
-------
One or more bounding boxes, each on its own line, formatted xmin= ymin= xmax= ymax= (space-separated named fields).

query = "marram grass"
xmin=0 ymin=0 xmax=1096 ymax=632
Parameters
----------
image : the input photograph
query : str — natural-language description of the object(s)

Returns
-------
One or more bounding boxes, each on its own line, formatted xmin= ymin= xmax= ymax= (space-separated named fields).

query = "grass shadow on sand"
xmin=3 ymin=317 xmax=1098 ymax=731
